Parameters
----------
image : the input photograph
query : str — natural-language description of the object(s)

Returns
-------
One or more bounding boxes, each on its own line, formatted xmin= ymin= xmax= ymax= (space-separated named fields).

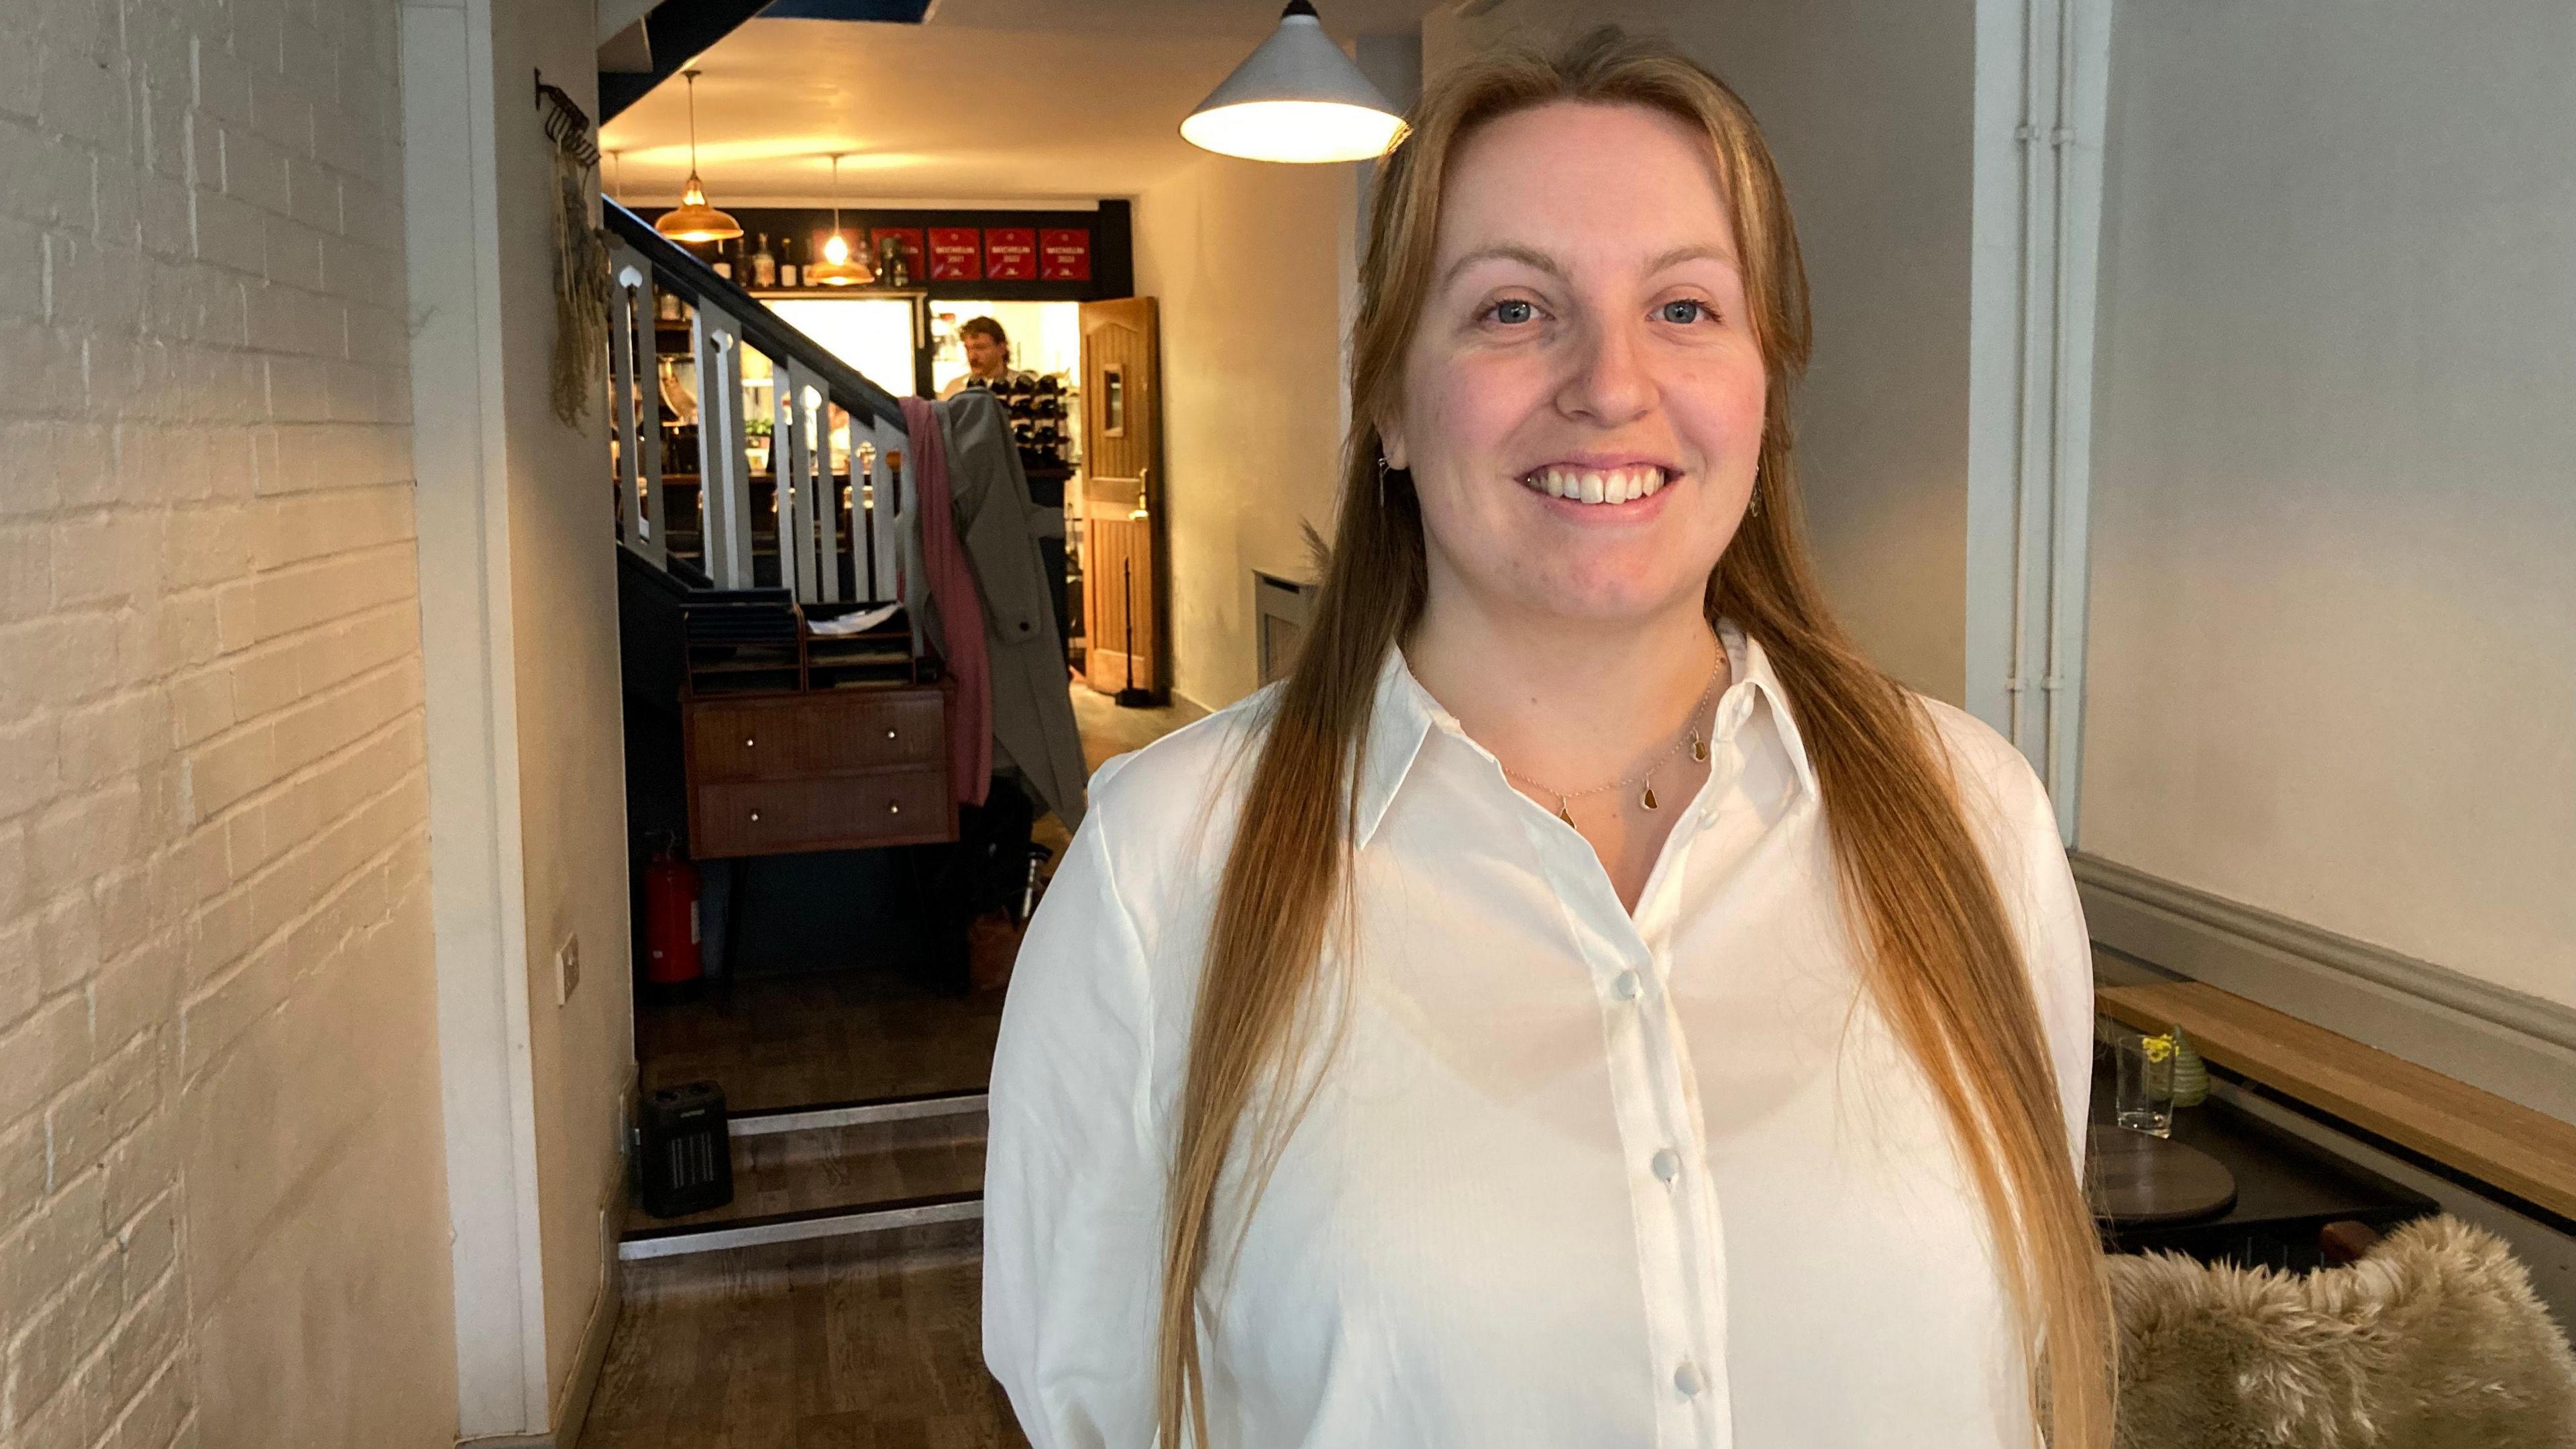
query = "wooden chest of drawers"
xmin=682 ymin=684 xmax=957 ymax=858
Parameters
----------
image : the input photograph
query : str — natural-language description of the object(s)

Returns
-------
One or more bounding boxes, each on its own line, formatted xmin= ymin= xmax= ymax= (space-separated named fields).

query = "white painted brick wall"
xmin=0 ymin=0 xmax=445 ymax=1444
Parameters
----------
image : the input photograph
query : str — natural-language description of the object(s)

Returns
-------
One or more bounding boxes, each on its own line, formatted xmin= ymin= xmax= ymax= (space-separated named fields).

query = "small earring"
xmin=1376 ymin=455 xmax=1389 ymax=511
xmin=1748 ymin=482 xmax=1762 ymax=519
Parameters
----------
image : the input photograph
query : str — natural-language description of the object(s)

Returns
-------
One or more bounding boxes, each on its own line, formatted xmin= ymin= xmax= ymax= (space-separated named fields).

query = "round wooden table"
xmin=2087 ymin=1125 xmax=2239 ymax=1227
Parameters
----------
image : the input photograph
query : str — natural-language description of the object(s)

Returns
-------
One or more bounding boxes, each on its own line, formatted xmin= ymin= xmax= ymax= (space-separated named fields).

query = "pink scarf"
xmin=900 ymin=396 xmax=991 ymax=806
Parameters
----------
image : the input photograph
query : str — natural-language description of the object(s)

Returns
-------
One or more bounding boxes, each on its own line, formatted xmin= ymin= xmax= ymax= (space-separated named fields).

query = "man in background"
xmin=939 ymin=315 xmax=1032 ymax=398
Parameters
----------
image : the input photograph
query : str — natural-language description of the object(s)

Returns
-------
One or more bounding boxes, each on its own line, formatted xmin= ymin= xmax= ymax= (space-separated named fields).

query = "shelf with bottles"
xmin=692 ymin=231 xmax=800 ymax=292
xmin=745 ymin=286 xmax=932 ymax=302
xmin=683 ymin=229 xmax=936 ymax=296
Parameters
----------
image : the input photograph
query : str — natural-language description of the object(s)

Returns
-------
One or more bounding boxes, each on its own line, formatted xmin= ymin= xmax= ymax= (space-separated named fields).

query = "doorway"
xmin=621 ymin=242 xmax=1177 ymax=1130
xmin=1078 ymin=295 xmax=1167 ymax=702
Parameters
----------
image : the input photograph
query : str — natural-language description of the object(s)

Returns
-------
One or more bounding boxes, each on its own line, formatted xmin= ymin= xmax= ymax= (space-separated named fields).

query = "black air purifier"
xmin=638 ymin=1081 xmax=734 ymax=1219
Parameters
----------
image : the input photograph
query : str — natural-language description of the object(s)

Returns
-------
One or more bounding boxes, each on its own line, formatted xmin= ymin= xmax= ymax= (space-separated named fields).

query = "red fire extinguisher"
xmin=644 ymin=835 xmax=702 ymax=988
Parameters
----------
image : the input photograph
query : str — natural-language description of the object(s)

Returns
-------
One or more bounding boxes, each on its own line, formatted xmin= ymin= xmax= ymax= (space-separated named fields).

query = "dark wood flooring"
xmin=586 ymin=1240 xmax=1030 ymax=1449
xmin=639 ymin=970 xmax=1007 ymax=1114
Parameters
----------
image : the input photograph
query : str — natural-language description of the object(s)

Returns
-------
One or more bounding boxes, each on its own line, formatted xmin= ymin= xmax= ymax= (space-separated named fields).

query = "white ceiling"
xmin=599 ymin=2 xmax=1442 ymax=207
xmin=923 ymin=0 xmax=1447 ymax=38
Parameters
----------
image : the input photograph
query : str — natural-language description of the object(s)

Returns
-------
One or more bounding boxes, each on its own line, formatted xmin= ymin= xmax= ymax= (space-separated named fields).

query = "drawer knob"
xmin=743 ymin=737 xmax=756 ymax=747
xmin=749 ymin=810 xmax=761 ymax=822
xmin=888 ymin=802 xmax=902 ymax=815
xmin=885 ymin=728 xmax=897 ymax=740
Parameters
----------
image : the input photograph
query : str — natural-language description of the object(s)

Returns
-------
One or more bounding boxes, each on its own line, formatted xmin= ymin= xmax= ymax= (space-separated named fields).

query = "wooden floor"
xmin=1067 ymin=682 xmax=1201 ymax=774
xmin=586 ymin=1241 xmax=1030 ymax=1449
xmin=639 ymin=970 xmax=1008 ymax=1113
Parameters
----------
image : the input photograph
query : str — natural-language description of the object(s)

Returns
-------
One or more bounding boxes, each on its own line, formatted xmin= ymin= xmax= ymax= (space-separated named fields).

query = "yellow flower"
xmin=2143 ymin=1034 xmax=2174 ymax=1064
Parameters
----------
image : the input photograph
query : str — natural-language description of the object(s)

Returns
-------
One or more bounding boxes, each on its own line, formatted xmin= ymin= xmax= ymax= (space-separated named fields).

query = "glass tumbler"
xmin=2112 ymin=1025 xmax=2176 ymax=1138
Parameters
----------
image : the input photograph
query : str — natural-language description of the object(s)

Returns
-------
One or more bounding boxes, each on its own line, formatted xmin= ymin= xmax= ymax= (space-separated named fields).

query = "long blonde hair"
xmin=1159 ymin=26 xmax=2111 ymax=1449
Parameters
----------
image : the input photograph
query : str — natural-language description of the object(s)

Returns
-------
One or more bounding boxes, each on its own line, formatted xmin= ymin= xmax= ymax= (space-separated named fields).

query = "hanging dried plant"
xmin=551 ymin=142 xmax=612 ymax=427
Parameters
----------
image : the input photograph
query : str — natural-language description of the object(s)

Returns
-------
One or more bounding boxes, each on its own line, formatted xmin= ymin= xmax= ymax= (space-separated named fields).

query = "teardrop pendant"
xmin=1557 ymin=798 xmax=1574 ymax=825
xmin=1689 ymin=729 xmax=1708 ymax=763
xmin=1640 ymin=782 xmax=1659 ymax=811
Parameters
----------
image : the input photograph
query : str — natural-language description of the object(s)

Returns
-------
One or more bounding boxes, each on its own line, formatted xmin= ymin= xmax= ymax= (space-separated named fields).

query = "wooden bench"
xmin=2099 ymin=979 xmax=2576 ymax=1224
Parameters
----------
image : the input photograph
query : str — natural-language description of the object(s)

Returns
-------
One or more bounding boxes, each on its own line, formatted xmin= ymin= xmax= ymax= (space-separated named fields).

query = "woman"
xmin=985 ymin=28 xmax=2110 ymax=1449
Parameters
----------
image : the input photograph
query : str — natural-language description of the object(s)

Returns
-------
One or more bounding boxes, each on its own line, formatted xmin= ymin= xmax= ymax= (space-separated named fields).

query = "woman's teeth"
xmin=1521 ymin=465 xmax=1668 ymax=504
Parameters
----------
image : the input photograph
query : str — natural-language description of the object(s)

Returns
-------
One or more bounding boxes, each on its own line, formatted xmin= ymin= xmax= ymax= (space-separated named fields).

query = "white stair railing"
xmin=606 ymin=249 xmax=667 ymax=570
xmin=601 ymin=201 xmax=910 ymax=606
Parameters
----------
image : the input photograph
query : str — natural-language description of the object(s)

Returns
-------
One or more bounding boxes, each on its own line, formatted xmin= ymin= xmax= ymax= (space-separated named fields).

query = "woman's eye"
xmin=1660 ymin=299 xmax=1713 ymax=325
xmin=1490 ymin=299 xmax=1536 ymax=325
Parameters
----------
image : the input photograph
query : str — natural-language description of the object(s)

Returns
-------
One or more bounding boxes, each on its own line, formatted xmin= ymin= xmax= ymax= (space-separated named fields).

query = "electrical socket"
xmin=555 ymin=933 xmax=580 ymax=1005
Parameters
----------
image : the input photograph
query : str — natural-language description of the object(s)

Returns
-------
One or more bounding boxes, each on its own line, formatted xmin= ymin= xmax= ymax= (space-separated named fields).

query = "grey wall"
xmin=2078 ymin=0 xmax=2576 ymax=1010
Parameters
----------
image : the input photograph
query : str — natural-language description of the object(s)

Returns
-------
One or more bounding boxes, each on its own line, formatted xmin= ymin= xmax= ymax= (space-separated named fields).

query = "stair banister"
xmin=602 ymin=199 xmax=911 ymax=604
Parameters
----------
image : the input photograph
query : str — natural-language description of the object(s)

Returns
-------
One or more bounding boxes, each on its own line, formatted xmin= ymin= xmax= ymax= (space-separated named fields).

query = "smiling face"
xmin=1381 ymin=101 xmax=1768 ymax=632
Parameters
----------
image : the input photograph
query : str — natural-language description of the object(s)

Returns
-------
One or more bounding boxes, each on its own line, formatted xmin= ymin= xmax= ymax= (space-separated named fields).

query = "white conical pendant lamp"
xmin=1181 ymin=1 xmax=1406 ymax=164
xmin=655 ymin=69 xmax=743 ymax=244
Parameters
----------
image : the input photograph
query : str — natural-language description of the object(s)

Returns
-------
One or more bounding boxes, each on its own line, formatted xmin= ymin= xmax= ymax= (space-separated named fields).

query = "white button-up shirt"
xmin=985 ymin=621 xmax=2096 ymax=1448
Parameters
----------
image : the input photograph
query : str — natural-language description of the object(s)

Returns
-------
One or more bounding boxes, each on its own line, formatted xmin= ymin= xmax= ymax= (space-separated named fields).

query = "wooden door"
xmin=1079 ymin=297 xmax=1165 ymax=700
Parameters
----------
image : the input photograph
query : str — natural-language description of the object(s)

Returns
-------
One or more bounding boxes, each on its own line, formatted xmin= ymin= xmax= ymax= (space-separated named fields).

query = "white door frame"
xmin=401 ymin=0 xmax=553 ymax=1434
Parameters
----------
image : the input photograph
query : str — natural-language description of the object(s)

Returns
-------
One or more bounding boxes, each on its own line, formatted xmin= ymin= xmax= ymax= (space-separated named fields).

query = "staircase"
xmin=602 ymin=199 xmax=910 ymax=611
xmin=618 ymin=1089 xmax=987 ymax=1270
xmin=576 ymin=1086 xmax=1022 ymax=1448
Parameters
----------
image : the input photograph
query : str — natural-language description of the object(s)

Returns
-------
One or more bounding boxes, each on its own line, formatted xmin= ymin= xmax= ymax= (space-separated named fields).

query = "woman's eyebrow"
xmin=1644 ymin=243 xmax=1743 ymax=275
xmin=1438 ymin=241 xmax=1744 ymax=290
xmin=1439 ymin=243 xmax=1564 ymax=290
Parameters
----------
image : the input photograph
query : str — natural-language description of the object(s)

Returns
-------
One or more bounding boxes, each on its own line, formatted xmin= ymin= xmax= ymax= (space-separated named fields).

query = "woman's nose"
xmin=1554 ymin=317 xmax=1654 ymax=426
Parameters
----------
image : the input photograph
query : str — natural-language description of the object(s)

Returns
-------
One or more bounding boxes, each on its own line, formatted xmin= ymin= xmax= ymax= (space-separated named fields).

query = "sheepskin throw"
xmin=2110 ymin=1215 xmax=2576 ymax=1448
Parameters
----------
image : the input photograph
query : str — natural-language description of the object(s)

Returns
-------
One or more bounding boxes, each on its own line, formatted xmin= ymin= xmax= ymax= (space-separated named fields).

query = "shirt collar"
xmin=1351 ymin=619 xmax=1821 ymax=848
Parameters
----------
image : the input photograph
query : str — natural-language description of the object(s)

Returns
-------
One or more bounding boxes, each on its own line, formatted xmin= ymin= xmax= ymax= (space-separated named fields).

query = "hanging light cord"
xmin=686 ymin=70 xmax=704 ymax=176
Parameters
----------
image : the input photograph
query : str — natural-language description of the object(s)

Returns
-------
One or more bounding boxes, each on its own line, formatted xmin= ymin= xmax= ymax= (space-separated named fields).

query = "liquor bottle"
xmin=712 ymin=238 xmax=733 ymax=281
xmin=752 ymin=232 xmax=776 ymax=288
xmin=778 ymin=237 xmax=798 ymax=288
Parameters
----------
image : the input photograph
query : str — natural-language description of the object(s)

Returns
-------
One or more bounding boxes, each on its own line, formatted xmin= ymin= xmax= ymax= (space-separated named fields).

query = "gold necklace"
xmin=1501 ymin=650 xmax=1727 ymax=824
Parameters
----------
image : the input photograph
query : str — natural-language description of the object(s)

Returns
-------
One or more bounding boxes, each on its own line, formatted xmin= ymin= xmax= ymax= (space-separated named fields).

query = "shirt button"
xmin=1674 ymin=1361 xmax=1706 ymax=1397
xmin=1611 ymin=971 xmax=1640 ymax=1001
xmin=1651 ymin=1148 xmax=1681 ymax=1183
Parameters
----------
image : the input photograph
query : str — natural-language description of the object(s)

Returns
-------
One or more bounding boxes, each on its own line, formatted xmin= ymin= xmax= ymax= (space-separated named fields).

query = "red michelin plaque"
xmin=927 ymin=227 xmax=982 ymax=281
xmin=1039 ymin=227 xmax=1091 ymax=281
xmin=984 ymin=227 xmax=1037 ymax=280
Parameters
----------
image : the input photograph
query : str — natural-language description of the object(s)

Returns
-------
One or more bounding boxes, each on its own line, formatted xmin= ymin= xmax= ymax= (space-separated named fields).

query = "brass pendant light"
xmin=803 ymin=153 xmax=874 ymax=286
xmin=654 ymin=69 xmax=743 ymax=244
